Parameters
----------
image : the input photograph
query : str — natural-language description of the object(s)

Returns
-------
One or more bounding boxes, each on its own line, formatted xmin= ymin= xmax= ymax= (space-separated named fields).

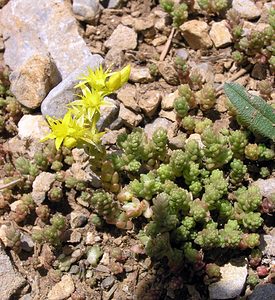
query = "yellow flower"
xmin=75 ymin=65 xmax=111 ymax=91
xmin=75 ymin=64 xmax=131 ymax=95
xmin=81 ymin=119 xmax=105 ymax=149
xmin=41 ymin=111 xmax=84 ymax=150
xmin=69 ymin=87 xmax=113 ymax=122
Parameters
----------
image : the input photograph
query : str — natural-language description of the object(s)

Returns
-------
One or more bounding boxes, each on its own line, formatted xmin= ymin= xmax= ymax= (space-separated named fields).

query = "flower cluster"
xmin=41 ymin=65 xmax=131 ymax=150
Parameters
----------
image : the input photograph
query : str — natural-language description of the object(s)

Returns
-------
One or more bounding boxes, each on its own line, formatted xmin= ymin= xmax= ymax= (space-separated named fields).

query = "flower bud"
xmin=63 ymin=137 xmax=77 ymax=148
xmin=106 ymin=72 xmax=121 ymax=92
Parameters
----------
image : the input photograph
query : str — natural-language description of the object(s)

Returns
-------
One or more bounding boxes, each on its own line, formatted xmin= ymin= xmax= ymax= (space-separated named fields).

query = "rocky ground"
xmin=0 ymin=0 xmax=274 ymax=299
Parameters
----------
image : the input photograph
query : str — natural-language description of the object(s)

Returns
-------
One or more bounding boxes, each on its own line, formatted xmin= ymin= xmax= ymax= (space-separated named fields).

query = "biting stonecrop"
xmin=41 ymin=64 xmax=131 ymax=150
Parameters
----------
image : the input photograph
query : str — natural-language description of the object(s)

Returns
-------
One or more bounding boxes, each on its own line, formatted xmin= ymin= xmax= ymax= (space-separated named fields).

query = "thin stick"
xmin=216 ymin=64 xmax=252 ymax=93
xmin=159 ymin=27 xmax=175 ymax=61
xmin=0 ymin=178 xmax=22 ymax=191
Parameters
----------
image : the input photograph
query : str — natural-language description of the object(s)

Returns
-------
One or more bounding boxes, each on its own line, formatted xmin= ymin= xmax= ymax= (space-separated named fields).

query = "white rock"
xmin=180 ymin=20 xmax=212 ymax=50
xmin=209 ymin=21 xmax=232 ymax=48
xmin=209 ymin=258 xmax=248 ymax=299
xmin=18 ymin=115 xmax=50 ymax=140
xmin=260 ymin=229 xmax=275 ymax=257
xmin=232 ymin=0 xmax=261 ymax=20
xmin=31 ymin=172 xmax=56 ymax=205
xmin=253 ymin=178 xmax=275 ymax=199
xmin=47 ymin=275 xmax=75 ymax=300
xmin=104 ymin=24 xmax=137 ymax=51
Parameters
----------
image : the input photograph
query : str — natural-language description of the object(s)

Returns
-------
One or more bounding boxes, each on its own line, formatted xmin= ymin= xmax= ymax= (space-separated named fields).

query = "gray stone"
xmin=109 ymin=117 xmax=124 ymax=130
xmin=208 ymin=258 xmax=248 ymax=299
xmin=104 ymin=24 xmax=137 ymax=51
xmin=69 ymin=265 xmax=80 ymax=274
xmin=180 ymin=20 xmax=212 ymax=50
xmin=108 ymin=0 xmax=123 ymax=8
xmin=0 ymin=244 xmax=27 ymax=300
xmin=232 ymin=0 xmax=261 ymax=20
xmin=248 ymin=284 xmax=275 ymax=300
xmin=0 ymin=0 xmax=96 ymax=79
xmin=41 ymin=54 xmax=103 ymax=118
xmin=20 ymin=234 xmax=34 ymax=252
xmin=18 ymin=115 xmax=50 ymax=140
xmin=32 ymin=172 xmax=56 ymax=205
xmin=144 ymin=118 xmax=173 ymax=139
xmin=119 ymin=103 xmax=142 ymax=128
xmin=9 ymin=54 xmax=60 ymax=108
xmin=101 ymin=275 xmax=115 ymax=289
xmin=47 ymin=275 xmax=75 ymax=300
xmin=71 ymin=149 xmax=101 ymax=188
xmin=175 ymin=48 xmax=189 ymax=60
xmin=72 ymin=0 xmax=100 ymax=23
xmin=97 ymin=98 xmax=119 ymax=131
xmin=19 ymin=294 xmax=32 ymax=300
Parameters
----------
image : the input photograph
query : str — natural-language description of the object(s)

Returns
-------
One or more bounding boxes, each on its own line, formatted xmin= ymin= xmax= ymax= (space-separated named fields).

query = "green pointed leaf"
xmin=224 ymin=82 xmax=275 ymax=140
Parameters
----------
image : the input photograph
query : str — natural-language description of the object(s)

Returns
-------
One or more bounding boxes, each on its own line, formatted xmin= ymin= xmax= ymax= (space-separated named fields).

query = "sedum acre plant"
xmin=41 ymin=64 xmax=131 ymax=150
